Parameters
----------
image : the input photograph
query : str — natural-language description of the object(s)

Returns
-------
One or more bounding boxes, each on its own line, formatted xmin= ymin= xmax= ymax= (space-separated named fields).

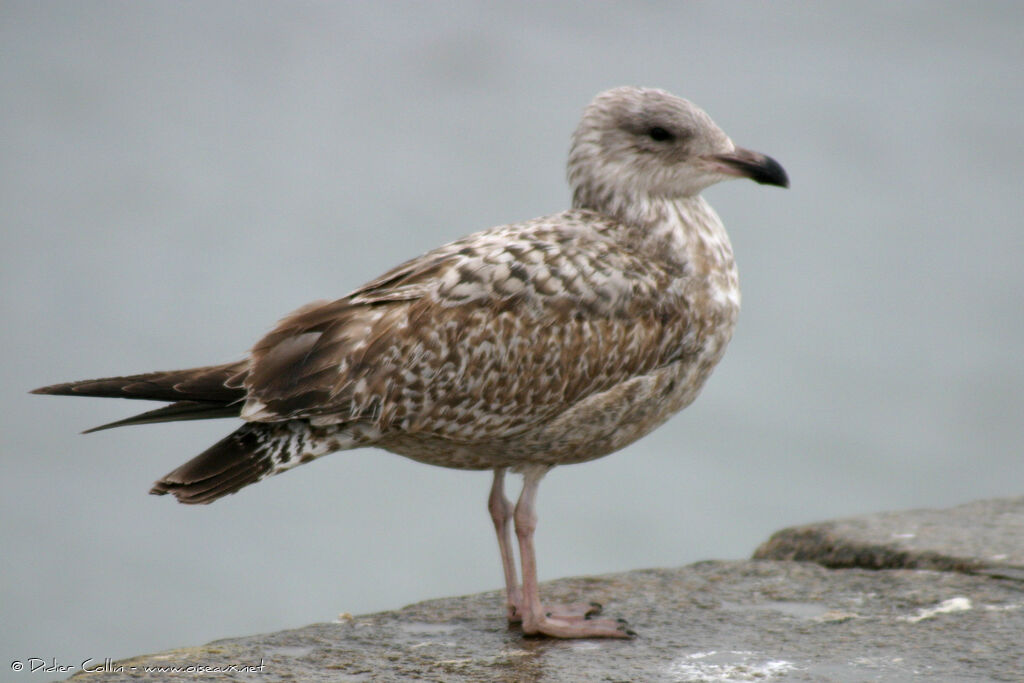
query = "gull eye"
xmin=647 ymin=126 xmax=674 ymax=142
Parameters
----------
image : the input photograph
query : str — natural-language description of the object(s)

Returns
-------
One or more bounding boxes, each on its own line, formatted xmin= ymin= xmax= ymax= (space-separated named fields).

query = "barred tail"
xmin=149 ymin=421 xmax=349 ymax=504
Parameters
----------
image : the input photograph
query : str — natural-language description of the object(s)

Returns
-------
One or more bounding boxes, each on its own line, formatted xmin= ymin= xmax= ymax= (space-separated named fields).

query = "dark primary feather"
xmin=82 ymin=401 xmax=243 ymax=434
xmin=32 ymin=362 xmax=248 ymax=432
xmin=32 ymin=362 xmax=247 ymax=403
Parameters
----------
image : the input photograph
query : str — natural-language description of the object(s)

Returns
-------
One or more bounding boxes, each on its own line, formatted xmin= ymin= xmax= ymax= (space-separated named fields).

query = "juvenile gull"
xmin=33 ymin=87 xmax=787 ymax=638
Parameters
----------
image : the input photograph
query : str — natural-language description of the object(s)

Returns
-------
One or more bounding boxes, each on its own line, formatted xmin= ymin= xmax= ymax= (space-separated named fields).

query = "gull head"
xmin=569 ymin=86 xmax=788 ymax=209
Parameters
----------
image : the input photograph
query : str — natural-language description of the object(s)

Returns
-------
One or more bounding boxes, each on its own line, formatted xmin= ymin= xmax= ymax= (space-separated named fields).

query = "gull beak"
xmin=708 ymin=147 xmax=789 ymax=188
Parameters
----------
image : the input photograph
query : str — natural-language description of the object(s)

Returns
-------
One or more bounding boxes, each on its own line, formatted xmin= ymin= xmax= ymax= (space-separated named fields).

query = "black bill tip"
xmin=747 ymin=153 xmax=789 ymax=188
xmin=713 ymin=148 xmax=789 ymax=188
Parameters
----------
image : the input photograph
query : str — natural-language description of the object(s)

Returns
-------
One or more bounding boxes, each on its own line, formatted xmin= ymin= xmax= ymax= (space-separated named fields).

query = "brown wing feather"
xmin=240 ymin=213 xmax=698 ymax=442
xmin=366 ymin=297 xmax=694 ymax=441
xmin=240 ymin=239 xmax=459 ymax=419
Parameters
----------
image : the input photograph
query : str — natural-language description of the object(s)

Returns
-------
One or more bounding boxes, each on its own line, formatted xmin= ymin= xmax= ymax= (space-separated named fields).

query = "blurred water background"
xmin=2 ymin=2 xmax=1022 ymax=678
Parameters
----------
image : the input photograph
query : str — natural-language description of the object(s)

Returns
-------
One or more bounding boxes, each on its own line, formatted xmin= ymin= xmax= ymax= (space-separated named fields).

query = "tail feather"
xmin=149 ymin=421 xmax=342 ymax=505
xmin=35 ymin=363 xmax=358 ymax=504
xmin=183 ymin=458 xmax=275 ymax=504
xmin=32 ymin=362 xmax=247 ymax=403
xmin=150 ymin=424 xmax=278 ymax=504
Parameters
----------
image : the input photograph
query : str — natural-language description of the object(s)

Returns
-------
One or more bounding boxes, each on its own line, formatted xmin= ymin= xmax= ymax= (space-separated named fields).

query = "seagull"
xmin=33 ymin=86 xmax=787 ymax=638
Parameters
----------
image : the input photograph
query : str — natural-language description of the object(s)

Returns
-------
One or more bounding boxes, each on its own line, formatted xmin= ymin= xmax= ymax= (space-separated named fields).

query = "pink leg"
xmin=513 ymin=465 xmax=634 ymax=638
xmin=488 ymin=468 xmax=522 ymax=622
xmin=490 ymin=468 xmax=604 ymax=624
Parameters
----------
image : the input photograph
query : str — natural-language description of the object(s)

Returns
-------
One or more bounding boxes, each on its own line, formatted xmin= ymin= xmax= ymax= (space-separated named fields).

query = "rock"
xmin=753 ymin=496 xmax=1024 ymax=581
xmin=66 ymin=498 xmax=1024 ymax=682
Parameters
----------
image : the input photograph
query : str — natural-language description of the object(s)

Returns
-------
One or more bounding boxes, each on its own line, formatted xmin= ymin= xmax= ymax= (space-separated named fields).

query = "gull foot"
xmin=522 ymin=611 xmax=635 ymax=639
xmin=508 ymin=601 xmax=602 ymax=624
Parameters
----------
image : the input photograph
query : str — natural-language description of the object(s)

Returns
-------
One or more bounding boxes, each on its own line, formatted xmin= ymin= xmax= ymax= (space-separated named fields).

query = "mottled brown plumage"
xmin=33 ymin=87 xmax=787 ymax=638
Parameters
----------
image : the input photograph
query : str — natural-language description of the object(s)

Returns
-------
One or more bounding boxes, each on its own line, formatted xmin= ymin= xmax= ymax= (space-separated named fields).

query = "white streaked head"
xmin=568 ymin=86 xmax=787 ymax=210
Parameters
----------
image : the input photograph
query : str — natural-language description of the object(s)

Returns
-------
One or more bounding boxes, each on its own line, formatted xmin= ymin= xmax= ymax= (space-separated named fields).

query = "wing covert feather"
xmin=242 ymin=211 xmax=698 ymax=439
